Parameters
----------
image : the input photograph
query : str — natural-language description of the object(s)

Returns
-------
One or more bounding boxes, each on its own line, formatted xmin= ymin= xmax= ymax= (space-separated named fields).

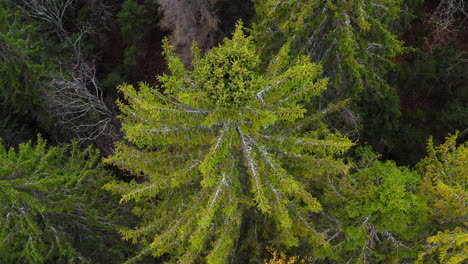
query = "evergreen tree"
xmin=102 ymin=0 xmax=161 ymax=90
xmin=0 ymin=136 xmax=129 ymax=263
xmin=106 ymin=24 xmax=353 ymax=263
xmin=118 ymin=0 xmax=157 ymax=77
xmin=252 ymin=0 xmax=407 ymax=151
xmin=389 ymin=43 xmax=468 ymax=164
xmin=253 ymin=0 xmax=405 ymax=97
xmin=330 ymin=160 xmax=428 ymax=262
xmin=0 ymin=3 xmax=47 ymax=113
xmin=416 ymin=134 xmax=467 ymax=264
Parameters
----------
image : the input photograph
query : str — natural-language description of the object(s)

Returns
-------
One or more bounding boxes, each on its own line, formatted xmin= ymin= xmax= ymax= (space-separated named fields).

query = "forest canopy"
xmin=0 ymin=0 xmax=466 ymax=263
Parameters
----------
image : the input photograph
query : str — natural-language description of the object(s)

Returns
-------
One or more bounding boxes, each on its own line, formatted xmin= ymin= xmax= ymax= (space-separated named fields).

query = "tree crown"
xmin=107 ymin=24 xmax=352 ymax=263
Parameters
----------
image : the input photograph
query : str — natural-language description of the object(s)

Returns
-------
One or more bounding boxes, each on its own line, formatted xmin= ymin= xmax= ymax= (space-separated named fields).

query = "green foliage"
xmin=106 ymin=24 xmax=353 ymax=263
xmin=349 ymin=144 xmax=382 ymax=171
xmin=323 ymin=160 xmax=428 ymax=263
xmin=357 ymin=83 xmax=401 ymax=154
xmin=1 ymin=1 xmax=464 ymax=263
xmin=118 ymin=0 xmax=155 ymax=43
xmin=0 ymin=136 xmax=129 ymax=263
xmin=110 ymin=0 xmax=157 ymax=81
xmin=346 ymin=161 xmax=426 ymax=238
xmin=417 ymin=134 xmax=467 ymax=226
xmin=389 ymin=44 xmax=468 ymax=164
xmin=0 ymin=108 xmax=39 ymax=149
xmin=395 ymin=0 xmax=424 ymax=31
xmin=415 ymin=134 xmax=467 ymax=264
xmin=0 ymin=3 xmax=47 ymax=112
xmin=417 ymin=227 xmax=468 ymax=264
xmin=252 ymin=0 xmax=410 ymax=160
xmin=253 ymin=0 xmax=406 ymax=97
xmin=264 ymin=248 xmax=305 ymax=264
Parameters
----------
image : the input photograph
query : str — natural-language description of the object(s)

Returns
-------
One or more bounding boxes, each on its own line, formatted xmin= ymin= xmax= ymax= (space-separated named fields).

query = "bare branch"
xmin=425 ymin=0 xmax=468 ymax=53
xmin=45 ymin=56 xmax=120 ymax=154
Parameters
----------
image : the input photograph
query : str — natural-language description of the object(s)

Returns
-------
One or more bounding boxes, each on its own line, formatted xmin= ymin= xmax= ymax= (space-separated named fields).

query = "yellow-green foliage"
xmin=418 ymin=135 xmax=467 ymax=225
xmin=345 ymin=161 xmax=427 ymax=239
xmin=264 ymin=248 xmax=305 ymax=264
xmin=106 ymin=23 xmax=353 ymax=263
xmin=416 ymin=134 xmax=468 ymax=264
xmin=417 ymin=227 xmax=468 ymax=264
xmin=325 ymin=160 xmax=428 ymax=263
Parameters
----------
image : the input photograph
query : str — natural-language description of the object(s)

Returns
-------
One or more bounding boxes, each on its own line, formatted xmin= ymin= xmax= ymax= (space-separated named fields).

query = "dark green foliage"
xmin=389 ymin=44 xmax=468 ymax=164
xmin=0 ymin=4 xmax=47 ymax=112
xmin=252 ymin=0 xmax=410 ymax=161
xmin=118 ymin=0 xmax=155 ymax=43
xmin=357 ymin=84 xmax=402 ymax=155
xmin=103 ymin=0 xmax=158 ymax=84
xmin=0 ymin=108 xmax=40 ymax=149
xmin=393 ymin=0 xmax=424 ymax=32
xmin=0 ymin=136 xmax=130 ymax=263
xmin=253 ymin=0 xmax=406 ymax=97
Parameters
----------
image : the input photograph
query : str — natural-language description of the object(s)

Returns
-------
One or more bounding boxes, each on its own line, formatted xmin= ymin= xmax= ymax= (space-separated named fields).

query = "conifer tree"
xmin=106 ymin=24 xmax=353 ymax=263
xmin=0 ymin=136 xmax=129 ymax=263
xmin=252 ymin=0 xmax=407 ymax=147
xmin=0 ymin=3 xmax=47 ymax=113
xmin=253 ymin=0 xmax=405 ymax=97
xmin=416 ymin=134 xmax=468 ymax=264
xmin=334 ymin=161 xmax=427 ymax=262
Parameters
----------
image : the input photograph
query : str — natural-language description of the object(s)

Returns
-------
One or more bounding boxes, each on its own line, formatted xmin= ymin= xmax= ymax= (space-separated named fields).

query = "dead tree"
xmin=15 ymin=0 xmax=120 ymax=153
xmin=425 ymin=0 xmax=468 ymax=53
xmin=157 ymin=0 xmax=221 ymax=65
xmin=14 ymin=0 xmax=115 ymax=39
xmin=14 ymin=0 xmax=75 ymax=39
xmin=46 ymin=55 xmax=120 ymax=154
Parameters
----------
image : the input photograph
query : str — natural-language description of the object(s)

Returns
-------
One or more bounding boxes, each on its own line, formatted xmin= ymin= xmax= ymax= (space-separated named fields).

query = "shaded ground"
xmin=139 ymin=26 xmax=169 ymax=86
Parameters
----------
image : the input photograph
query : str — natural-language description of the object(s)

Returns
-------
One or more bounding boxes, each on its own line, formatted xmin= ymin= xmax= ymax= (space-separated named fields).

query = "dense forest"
xmin=0 ymin=0 xmax=467 ymax=263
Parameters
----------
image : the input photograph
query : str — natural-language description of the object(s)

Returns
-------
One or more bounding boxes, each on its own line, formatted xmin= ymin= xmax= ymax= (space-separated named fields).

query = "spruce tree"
xmin=0 ymin=136 xmax=129 ymax=263
xmin=252 ymin=0 xmax=407 ymax=152
xmin=0 ymin=3 xmax=47 ymax=113
xmin=252 ymin=0 xmax=405 ymax=97
xmin=416 ymin=134 xmax=467 ymax=264
xmin=106 ymin=24 xmax=353 ymax=263
xmin=334 ymin=160 xmax=427 ymax=262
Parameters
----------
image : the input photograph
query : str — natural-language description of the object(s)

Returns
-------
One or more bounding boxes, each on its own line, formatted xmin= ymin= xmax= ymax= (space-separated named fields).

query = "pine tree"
xmin=0 ymin=136 xmax=129 ymax=263
xmin=106 ymin=24 xmax=353 ymax=263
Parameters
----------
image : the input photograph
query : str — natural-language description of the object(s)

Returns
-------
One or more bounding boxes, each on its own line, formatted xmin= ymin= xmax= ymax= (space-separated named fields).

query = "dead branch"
xmin=425 ymin=0 xmax=468 ymax=53
xmin=15 ymin=0 xmax=114 ymax=39
xmin=45 ymin=54 xmax=120 ymax=154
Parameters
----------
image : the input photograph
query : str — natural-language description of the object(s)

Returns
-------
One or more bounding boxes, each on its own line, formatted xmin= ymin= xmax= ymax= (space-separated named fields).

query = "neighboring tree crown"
xmin=0 ymin=136 xmax=127 ymax=263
